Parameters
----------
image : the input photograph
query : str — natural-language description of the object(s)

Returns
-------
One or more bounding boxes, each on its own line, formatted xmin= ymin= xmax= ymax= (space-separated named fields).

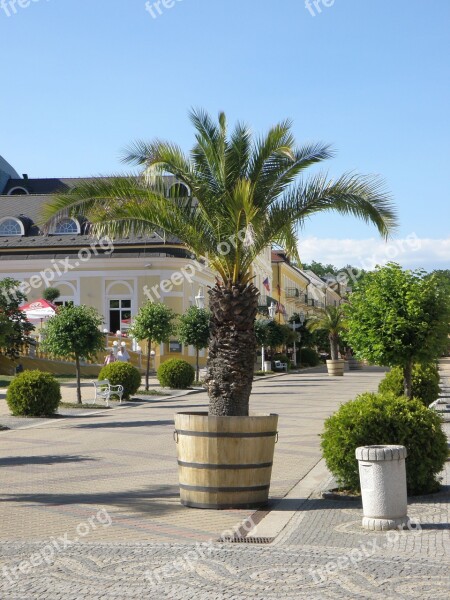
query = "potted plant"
xmin=45 ymin=110 xmax=396 ymax=508
xmin=307 ymin=306 xmax=346 ymax=376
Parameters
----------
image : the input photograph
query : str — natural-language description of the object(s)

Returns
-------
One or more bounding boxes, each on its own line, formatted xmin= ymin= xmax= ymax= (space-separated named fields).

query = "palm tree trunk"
xmin=329 ymin=334 xmax=339 ymax=360
xmin=75 ymin=355 xmax=82 ymax=404
xmin=403 ymin=361 xmax=413 ymax=398
xmin=146 ymin=339 xmax=152 ymax=391
xmin=206 ymin=282 xmax=259 ymax=416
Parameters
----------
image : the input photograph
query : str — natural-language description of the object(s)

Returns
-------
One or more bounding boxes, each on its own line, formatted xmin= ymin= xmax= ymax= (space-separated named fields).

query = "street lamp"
xmin=195 ymin=287 xmax=205 ymax=309
xmin=261 ymin=303 xmax=277 ymax=372
xmin=268 ymin=302 xmax=277 ymax=320
xmin=103 ymin=328 xmax=109 ymax=350
xmin=291 ymin=311 xmax=305 ymax=368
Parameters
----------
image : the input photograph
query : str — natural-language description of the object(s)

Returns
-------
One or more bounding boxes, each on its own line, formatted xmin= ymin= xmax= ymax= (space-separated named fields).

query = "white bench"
xmin=274 ymin=360 xmax=288 ymax=371
xmin=92 ymin=379 xmax=124 ymax=407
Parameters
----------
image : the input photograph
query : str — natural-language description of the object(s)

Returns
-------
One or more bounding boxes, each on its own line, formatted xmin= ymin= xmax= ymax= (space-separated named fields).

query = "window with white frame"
xmin=54 ymin=218 xmax=80 ymax=235
xmin=0 ymin=218 xmax=24 ymax=236
xmin=109 ymin=299 xmax=132 ymax=333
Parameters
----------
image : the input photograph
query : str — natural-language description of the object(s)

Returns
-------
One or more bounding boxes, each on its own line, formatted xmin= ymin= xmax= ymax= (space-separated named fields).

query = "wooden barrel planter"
xmin=348 ymin=357 xmax=363 ymax=371
xmin=174 ymin=412 xmax=278 ymax=509
xmin=326 ymin=359 xmax=345 ymax=376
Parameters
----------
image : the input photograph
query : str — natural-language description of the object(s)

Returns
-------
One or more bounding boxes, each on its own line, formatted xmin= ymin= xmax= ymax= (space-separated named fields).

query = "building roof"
xmin=0 ymin=175 xmax=184 ymax=252
xmin=0 ymin=156 xmax=20 ymax=180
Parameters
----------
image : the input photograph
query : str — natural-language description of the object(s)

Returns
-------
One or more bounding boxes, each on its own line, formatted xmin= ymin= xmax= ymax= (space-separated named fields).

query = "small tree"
xmin=129 ymin=302 xmax=176 ymax=390
xmin=178 ymin=306 xmax=210 ymax=381
xmin=43 ymin=287 xmax=61 ymax=303
xmin=0 ymin=278 xmax=34 ymax=360
xmin=41 ymin=305 xmax=105 ymax=403
xmin=344 ymin=263 xmax=450 ymax=397
xmin=307 ymin=306 xmax=346 ymax=360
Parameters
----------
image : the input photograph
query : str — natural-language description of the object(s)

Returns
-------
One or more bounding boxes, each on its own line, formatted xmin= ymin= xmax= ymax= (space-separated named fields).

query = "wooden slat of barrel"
xmin=174 ymin=412 xmax=278 ymax=509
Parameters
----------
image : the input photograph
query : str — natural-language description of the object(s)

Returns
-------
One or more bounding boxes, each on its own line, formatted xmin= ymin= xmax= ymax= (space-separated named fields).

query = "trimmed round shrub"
xmin=7 ymin=370 xmax=61 ymax=417
xmin=157 ymin=359 xmax=195 ymax=389
xmin=321 ymin=392 xmax=448 ymax=495
xmin=378 ymin=363 xmax=440 ymax=406
xmin=99 ymin=362 xmax=141 ymax=399
xmin=299 ymin=347 xmax=321 ymax=367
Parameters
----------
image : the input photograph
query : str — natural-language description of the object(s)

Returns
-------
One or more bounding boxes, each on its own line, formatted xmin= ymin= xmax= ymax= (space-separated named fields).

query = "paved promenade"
xmin=0 ymin=364 xmax=449 ymax=599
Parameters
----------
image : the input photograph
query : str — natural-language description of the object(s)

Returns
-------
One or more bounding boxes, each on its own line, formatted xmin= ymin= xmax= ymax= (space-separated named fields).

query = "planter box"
xmin=348 ymin=358 xmax=363 ymax=371
xmin=174 ymin=412 xmax=278 ymax=509
xmin=326 ymin=359 xmax=345 ymax=376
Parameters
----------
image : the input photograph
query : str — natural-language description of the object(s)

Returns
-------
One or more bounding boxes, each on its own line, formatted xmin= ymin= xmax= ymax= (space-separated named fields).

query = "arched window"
xmin=0 ymin=217 xmax=24 ymax=236
xmin=168 ymin=183 xmax=190 ymax=198
xmin=7 ymin=187 xmax=29 ymax=196
xmin=54 ymin=218 xmax=80 ymax=235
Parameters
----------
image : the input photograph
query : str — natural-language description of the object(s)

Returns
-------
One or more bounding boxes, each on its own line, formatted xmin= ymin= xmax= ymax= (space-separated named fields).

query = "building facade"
xmin=0 ymin=157 xmax=274 ymax=369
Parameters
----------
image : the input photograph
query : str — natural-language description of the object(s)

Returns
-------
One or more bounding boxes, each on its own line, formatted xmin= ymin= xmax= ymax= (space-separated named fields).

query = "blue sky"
xmin=1 ymin=0 xmax=449 ymax=269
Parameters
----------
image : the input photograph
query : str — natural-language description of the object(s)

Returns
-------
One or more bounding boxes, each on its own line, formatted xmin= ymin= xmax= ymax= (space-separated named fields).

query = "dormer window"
xmin=7 ymin=187 xmax=29 ymax=196
xmin=0 ymin=217 xmax=25 ymax=236
xmin=168 ymin=183 xmax=190 ymax=198
xmin=54 ymin=218 xmax=80 ymax=235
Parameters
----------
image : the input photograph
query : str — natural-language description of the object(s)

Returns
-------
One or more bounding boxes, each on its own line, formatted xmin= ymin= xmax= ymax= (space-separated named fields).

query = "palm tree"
xmin=44 ymin=110 xmax=397 ymax=417
xmin=307 ymin=305 xmax=346 ymax=360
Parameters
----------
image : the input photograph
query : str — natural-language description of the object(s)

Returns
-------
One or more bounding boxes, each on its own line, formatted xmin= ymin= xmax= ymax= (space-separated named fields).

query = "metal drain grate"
xmin=218 ymin=536 xmax=274 ymax=544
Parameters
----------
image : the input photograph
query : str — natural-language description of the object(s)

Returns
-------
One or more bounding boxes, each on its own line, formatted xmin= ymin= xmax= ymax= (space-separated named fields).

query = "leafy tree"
xmin=178 ymin=306 xmax=210 ymax=380
xmin=0 ymin=313 xmax=13 ymax=348
xmin=255 ymin=319 xmax=291 ymax=363
xmin=43 ymin=287 xmax=61 ymax=303
xmin=255 ymin=319 xmax=271 ymax=347
xmin=307 ymin=306 xmax=346 ymax=360
xmin=344 ymin=263 xmax=450 ymax=397
xmin=45 ymin=109 xmax=397 ymax=416
xmin=266 ymin=321 xmax=288 ymax=349
xmin=129 ymin=302 xmax=176 ymax=390
xmin=302 ymin=261 xmax=338 ymax=277
xmin=0 ymin=278 xmax=34 ymax=360
xmin=41 ymin=305 xmax=105 ymax=403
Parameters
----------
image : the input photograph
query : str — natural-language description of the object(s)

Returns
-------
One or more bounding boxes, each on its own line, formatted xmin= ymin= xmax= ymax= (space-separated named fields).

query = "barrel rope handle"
xmin=173 ymin=430 xmax=179 ymax=444
xmin=275 ymin=432 xmax=279 ymax=444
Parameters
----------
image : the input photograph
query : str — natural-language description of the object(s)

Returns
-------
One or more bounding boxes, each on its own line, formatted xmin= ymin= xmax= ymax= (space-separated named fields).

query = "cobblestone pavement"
xmin=1 ymin=364 xmax=449 ymax=598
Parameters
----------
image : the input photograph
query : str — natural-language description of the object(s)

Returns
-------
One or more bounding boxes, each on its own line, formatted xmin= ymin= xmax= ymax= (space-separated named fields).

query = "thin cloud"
xmin=298 ymin=236 xmax=450 ymax=272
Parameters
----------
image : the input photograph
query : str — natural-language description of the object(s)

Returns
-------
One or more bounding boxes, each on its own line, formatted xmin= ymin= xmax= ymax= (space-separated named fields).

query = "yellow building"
xmin=270 ymin=250 xmax=344 ymax=324
xmin=0 ymin=161 xmax=272 ymax=371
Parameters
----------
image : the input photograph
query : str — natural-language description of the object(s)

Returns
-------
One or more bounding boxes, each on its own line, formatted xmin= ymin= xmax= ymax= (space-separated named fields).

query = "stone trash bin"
xmin=355 ymin=445 xmax=409 ymax=531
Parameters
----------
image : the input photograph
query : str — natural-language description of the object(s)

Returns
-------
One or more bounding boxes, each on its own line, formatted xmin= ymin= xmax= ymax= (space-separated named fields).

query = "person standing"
xmin=117 ymin=342 xmax=130 ymax=363
xmin=104 ymin=349 xmax=116 ymax=366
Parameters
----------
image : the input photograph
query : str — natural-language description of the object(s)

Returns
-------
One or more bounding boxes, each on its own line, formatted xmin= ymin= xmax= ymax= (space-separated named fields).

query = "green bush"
xmin=6 ymin=370 xmax=61 ymax=416
xmin=378 ymin=363 xmax=440 ymax=406
xmin=99 ymin=362 xmax=141 ymax=399
xmin=157 ymin=359 xmax=195 ymax=389
xmin=299 ymin=347 xmax=321 ymax=367
xmin=321 ymin=392 xmax=448 ymax=495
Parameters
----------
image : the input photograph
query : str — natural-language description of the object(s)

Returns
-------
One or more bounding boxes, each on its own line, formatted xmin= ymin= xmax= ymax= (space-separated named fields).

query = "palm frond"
xmin=283 ymin=171 xmax=397 ymax=239
xmin=43 ymin=110 xmax=398 ymax=287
